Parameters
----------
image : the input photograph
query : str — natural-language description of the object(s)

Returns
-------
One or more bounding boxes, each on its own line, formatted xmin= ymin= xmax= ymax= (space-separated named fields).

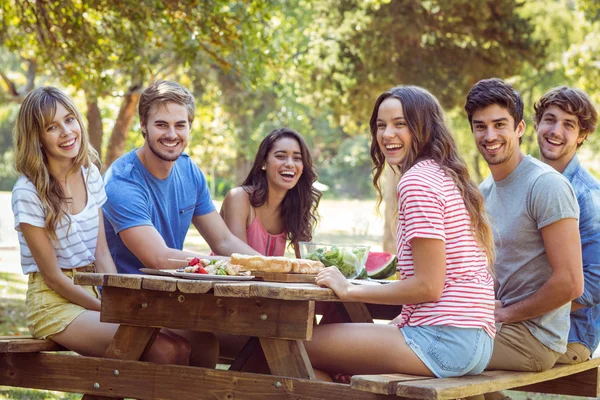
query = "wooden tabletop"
xmin=74 ymin=272 xmax=340 ymax=301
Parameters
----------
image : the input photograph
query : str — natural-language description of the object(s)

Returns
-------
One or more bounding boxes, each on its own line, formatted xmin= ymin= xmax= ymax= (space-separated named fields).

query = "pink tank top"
xmin=246 ymin=208 xmax=287 ymax=256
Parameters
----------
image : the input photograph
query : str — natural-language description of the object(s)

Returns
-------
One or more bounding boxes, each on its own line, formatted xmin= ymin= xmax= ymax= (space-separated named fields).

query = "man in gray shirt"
xmin=464 ymin=78 xmax=583 ymax=375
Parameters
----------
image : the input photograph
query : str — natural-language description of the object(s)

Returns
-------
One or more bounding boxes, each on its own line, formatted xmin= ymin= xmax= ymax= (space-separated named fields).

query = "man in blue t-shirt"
xmin=534 ymin=86 xmax=600 ymax=363
xmin=103 ymin=80 xmax=259 ymax=367
xmin=103 ymin=80 xmax=258 ymax=275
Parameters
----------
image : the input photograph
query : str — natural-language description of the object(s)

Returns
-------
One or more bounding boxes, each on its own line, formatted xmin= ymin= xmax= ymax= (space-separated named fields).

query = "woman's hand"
xmin=315 ymin=266 xmax=352 ymax=300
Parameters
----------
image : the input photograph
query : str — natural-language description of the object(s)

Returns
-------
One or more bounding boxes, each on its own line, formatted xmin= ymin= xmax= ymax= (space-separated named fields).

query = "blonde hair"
xmin=14 ymin=87 xmax=100 ymax=240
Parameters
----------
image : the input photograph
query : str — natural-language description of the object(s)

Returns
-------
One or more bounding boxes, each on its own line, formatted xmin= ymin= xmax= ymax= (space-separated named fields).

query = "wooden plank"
xmin=259 ymin=338 xmax=316 ymax=380
xmin=213 ymin=282 xmax=252 ymax=297
xmin=101 ymin=286 xmax=314 ymax=340
xmin=104 ymin=274 xmax=143 ymax=289
xmin=395 ymin=358 xmax=600 ymax=400
xmin=344 ymin=303 xmax=374 ymax=323
xmin=514 ymin=366 xmax=600 ymax=397
xmin=0 ymin=337 xmax=66 ymax=353
xmin=176 ymin=279 xmax=214 ymax=294
xmin=351 ymin=374 xmax=431 ymax=395
xmin=104 ymin=325 xmax=159 ymax=360
xmin=73 ymin=272 xmax=104 ymax=286
xmin=141 ymin=276 xmax=178 ymax=292
xmin=250 ymin=282 xmax=338 ymax=301
xmin=0 ymin=352 xmax=393 ymax=400
xmin=254 ymin=272 xmax=316 ymax=283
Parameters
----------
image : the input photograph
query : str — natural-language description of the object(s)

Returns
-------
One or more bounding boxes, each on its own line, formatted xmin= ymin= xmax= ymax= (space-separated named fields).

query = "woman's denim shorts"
xmin=400 ymin=325 xmax=493 ymax=378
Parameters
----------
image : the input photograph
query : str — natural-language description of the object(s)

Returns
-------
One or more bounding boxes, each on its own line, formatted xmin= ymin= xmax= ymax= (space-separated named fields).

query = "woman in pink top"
xmin=304 ymin=86 xmax=496 ymax=380
xmin=220 ymin=128 xmax=321 ymax=257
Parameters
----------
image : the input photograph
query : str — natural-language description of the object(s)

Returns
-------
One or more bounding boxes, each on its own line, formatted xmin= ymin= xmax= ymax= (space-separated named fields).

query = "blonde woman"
xmin=12 ymin=87 xmax=190 ymax=364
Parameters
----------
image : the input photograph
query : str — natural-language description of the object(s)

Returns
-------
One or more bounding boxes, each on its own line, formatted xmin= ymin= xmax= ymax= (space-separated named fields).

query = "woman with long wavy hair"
xmin=12 ymin=86 xmax=190 ymax=364
xmin=305 ymin=86 xmax=496 ymax=380
xmin=220 ymin=128 xmax=321 ymax=257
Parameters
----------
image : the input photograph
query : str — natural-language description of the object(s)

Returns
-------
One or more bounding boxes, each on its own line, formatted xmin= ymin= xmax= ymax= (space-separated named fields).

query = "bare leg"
xmin=51 ymin=311 xmax=188 ymax=365
xmin=304 ymin=323 xmax=433 ymax=377
xmin=164 ymin=328 xmax=219 ymax=368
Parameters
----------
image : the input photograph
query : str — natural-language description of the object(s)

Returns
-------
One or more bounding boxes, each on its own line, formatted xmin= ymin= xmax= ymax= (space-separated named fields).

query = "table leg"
xmin=343 ymin=303 xmax=374 ymax=323
xmin=259 ymin=337 xmax=316 ymax=380
xmin=319 ymin=302 xmax=375 ymax=324
xmin=81 ymin=325 xmax=159 ymax=400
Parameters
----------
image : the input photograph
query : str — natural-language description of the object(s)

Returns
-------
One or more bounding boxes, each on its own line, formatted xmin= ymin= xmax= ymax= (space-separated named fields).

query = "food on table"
xmin=305 ymin=245 xmax=368 ymax=279
xmin=230 ymin=254 xmax=292 ymax=273
xmin=230 ymin=253 xmax=324 ymax=274
xmin=290 ymin=259 xmax=324 ymax=274
xmin=365 ymin=251 xmax=398 ymax=279
xmin=179 ymin=258 xmax=249 ymax=276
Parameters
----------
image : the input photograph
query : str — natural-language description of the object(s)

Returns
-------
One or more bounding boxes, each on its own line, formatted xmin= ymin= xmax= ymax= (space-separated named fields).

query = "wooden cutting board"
xmin=252 ymin=271 xmax=317 ymax=283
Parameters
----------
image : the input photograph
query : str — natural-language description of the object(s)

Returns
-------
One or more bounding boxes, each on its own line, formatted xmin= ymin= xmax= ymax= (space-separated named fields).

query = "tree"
xmin=0 ymin=0 xmax=280 ymax=167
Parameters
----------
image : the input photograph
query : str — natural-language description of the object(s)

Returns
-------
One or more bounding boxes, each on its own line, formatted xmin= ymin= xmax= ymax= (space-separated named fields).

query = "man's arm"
xmin=496 ymin=218 xmax=584 ymax=323
xmin=118 ymin=225 xmax=227 ymax=270
xmin=192 ymin=211 xmax=259 ymax=256
xmin=571 ymin=189 xmax=600 ymax=312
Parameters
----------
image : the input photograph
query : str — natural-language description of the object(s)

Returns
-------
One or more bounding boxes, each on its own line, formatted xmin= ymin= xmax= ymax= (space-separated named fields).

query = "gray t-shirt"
xmin=480 ymin=155 xmax=579 ymax=353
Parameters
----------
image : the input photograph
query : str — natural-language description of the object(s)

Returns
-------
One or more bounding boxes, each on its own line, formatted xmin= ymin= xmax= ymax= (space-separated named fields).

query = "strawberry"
xmin=194 ymin=266 xmax=208 ymax=274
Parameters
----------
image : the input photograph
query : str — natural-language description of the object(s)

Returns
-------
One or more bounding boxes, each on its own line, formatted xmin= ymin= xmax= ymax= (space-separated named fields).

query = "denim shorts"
xmin=400 ymin=325 xmax=493 ymax=378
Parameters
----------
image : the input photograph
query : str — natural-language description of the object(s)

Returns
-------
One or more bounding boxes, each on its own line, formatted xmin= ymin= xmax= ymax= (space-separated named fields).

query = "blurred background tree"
xmin=1 ymin=0 xmax=598 ymax=249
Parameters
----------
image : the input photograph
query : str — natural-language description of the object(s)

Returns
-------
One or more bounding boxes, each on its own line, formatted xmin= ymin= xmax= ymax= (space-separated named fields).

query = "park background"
xmin=1 ymin=0 xmax=599 ymax=398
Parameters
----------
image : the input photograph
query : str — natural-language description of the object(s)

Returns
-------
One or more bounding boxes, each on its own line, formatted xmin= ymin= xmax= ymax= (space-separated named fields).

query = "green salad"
xmin=306 ymin=246 xmax=367 ymax=278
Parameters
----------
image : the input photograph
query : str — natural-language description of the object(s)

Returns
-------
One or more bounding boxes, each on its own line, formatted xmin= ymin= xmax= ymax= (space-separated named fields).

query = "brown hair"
xmin=534 ymin=86 xmax=597 ymax=147
xmin=464 ymin=78 xmax=524 ymax=145
xmin=242 ymin=128 xmax=321 ymax=254
xmin=138 ymin=80 xmax=196 ymax=138
xmin=14 ymin=86 xmax=100 ymax=240
xmin=370 ymin=86 xmax=495 ymax=268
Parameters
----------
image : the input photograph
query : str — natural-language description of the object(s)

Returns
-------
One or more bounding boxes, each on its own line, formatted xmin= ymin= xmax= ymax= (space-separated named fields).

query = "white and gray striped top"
xmin=12 ymin=164 xmax=107 ymax=274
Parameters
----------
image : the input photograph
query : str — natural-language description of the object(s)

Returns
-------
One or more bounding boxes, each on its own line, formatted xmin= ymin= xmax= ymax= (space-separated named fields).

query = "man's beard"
xmin=148 ymin=139 xmax=183 ymax=162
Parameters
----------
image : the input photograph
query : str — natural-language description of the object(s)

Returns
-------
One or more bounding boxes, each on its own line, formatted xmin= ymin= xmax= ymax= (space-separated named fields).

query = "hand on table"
xmin=315 ymin=266 xmax=352 ymax=300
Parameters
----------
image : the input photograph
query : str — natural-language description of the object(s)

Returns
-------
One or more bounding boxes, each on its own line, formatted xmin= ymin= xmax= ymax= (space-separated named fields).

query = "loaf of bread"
xmin=290 ymin=259 xmax=324 ymax=274
xmin=230 ymin=254 xmax=293 ymax=273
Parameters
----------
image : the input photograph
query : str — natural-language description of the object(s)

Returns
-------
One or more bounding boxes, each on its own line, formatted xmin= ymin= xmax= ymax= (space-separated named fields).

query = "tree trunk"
xmin=103 ymin=84 xmax=143 ymax=171
xmin=86 ymin=94 xmax=103 ymax=159
xmin=382 ymin=166 xmax=400 ymax=254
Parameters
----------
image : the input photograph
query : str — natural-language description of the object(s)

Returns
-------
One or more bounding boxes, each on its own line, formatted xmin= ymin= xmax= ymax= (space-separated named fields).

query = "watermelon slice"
xmin=365 ymin=252 xmax=397 ymax=279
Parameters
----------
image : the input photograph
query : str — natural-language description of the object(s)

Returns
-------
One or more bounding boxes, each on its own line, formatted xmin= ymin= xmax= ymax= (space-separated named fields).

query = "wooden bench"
xmin=351 ymin=357 xmax=600 ymax=399
xmin=2 ymin=334 xmax=599 ymax=399
xmin=0 ymin=336 xmax=66 ymax=353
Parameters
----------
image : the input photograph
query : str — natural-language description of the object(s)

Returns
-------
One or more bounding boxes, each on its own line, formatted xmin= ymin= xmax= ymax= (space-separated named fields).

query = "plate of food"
xmin=142 ymin=254 xmax=326 ymax=282
xmin=141 ymin=258 xmax=255 ymax=281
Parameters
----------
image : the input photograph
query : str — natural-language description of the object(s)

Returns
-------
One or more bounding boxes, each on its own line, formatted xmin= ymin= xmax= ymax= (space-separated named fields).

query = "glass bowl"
xmin=298 ymin=242 xmax=370 ymax=279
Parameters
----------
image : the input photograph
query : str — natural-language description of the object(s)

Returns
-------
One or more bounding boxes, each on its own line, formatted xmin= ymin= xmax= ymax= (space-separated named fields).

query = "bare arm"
xmin=118 ymin=225 xmax=226 ymax=270
xmin=94 ymin=210 xmax=117 ymax=274
xmin=219 ymin=188 xmax=250 ymax=244
xmin=496 ymin=218 xmax=584 ymax=323
xmin=20 ymin=223 xmax=101 ymax=311
xmin=192 ymin=210 xmax=259 ymax=256
xmin=316 ymin=238 xmax=446 ymax=305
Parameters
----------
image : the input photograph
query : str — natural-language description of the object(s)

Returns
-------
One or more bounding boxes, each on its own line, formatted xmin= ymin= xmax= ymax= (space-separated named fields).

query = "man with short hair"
xmin=464 ymin=78 xmax=584 ymax=374
xmin=534 ymin=86 xmax=600 ymax=363
xmin=103 ymin=80 xmax=258 ymax=275
xmin=103 ymin=80 xmax=259 ymax=367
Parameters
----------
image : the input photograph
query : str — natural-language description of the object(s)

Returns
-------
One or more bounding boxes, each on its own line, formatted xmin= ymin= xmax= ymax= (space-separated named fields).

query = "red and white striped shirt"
xmin=395 ymin=160 xmax=495 ymax=338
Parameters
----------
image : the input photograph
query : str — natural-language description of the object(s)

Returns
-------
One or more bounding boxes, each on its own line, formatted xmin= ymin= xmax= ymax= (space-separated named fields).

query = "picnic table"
xmin=1 ymin=272 xmax=600 ymax=400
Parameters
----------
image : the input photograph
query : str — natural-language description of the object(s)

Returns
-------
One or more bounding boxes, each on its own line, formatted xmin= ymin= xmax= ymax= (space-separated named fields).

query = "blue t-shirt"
xmin=563 ymin=155 xmax=600 ymax=355
xmin=103 ymin=150 xmax=215 ymax=274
